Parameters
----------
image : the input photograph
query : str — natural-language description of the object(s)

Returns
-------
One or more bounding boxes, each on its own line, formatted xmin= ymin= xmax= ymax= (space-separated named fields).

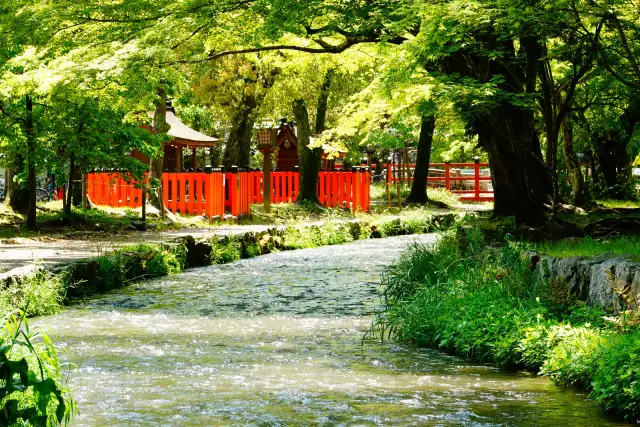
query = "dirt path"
xmin=0 ymin=225 xmax=270 ymax=274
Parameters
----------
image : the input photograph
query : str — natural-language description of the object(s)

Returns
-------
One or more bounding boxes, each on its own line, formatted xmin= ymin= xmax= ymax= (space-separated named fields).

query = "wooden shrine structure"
xmin=132 ymin=102 xmax=218 ymax=172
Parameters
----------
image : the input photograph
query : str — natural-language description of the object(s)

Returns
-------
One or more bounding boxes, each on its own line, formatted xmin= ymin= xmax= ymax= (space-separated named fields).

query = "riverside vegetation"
xmin=371 ymin=228 xmax=640 ymax=420
xmin=0 ymin=310 xmax=75 ymax=426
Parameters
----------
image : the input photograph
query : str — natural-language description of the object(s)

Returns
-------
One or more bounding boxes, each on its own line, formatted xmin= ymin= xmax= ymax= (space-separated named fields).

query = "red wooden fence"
xmin=87 ymin=168 xmax=371 ymax=221
xmin=87 ymin=171 xmax=226 ymax=221
xmin=380 ymin=160 xmax=494 ymax=202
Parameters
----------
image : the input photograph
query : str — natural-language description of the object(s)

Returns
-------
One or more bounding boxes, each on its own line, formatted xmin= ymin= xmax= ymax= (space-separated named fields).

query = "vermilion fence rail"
xmin=378 ymin=160 xmax=494 ymax=202
xmin=244 ymin=169 xmax=369 ymax=211
xmin=87 ymin=172 xmax=146 ymax=209
xmin=87 ymin=168 xmax=371 ymax=221
xmin=87 ymin=171 xmax=226 ymax=221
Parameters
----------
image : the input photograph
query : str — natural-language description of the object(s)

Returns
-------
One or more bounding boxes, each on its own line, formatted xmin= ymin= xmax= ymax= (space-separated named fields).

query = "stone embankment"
xmin=528 ymin=252 xmax=640 ymax=311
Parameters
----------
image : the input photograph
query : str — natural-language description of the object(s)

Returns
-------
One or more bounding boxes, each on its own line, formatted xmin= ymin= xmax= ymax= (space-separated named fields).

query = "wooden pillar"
xmin=263 ymin=148 xmax=272 ymax=213
xmin=81 ymin=173 xmax=88 ymax=209
xmin=191 ymin=147 xmax=197 ymax=171
xmin=176 ymin=145 xmax=182 ymax=173
xmin=474 ymin=157 xmax=481 ymax=202
xmin=444 ymin=161 xmax=451 ymax=191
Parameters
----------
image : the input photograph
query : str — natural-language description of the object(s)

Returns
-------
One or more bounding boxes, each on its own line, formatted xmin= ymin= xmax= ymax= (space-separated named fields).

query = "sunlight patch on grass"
xmin=536 ymin=236 xmax=640 ymax=262
xmin=597 ymin=199 xmax=640 ymax=209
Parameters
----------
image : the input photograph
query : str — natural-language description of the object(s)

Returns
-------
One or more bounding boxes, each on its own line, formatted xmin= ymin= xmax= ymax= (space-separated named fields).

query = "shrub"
xmin=0 ymin=311 xmax=76 ymax=425
xmin=244 ymin=242 xmax=262 ymax=258
xmin=541 ymin=325 xmax=607 ymax=388
xmin=0 ymin=272 xmax=65 ymax=318
xmin=147 ymin=249 xmax=183 ymax=277
xmin=591 ymin=331 xmax=640 ymax=418
xmin=213 ymin=239 xmax=242 ymax=263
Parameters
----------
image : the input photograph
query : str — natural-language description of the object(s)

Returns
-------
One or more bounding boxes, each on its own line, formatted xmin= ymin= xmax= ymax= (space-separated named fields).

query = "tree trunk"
xmin=592 ymin=100 xmax=639 ymax=199
xmin=149 ymin=88 xmax=176 ymax=221
xmin=561 ymin=117 xmax=590 ymax=205
xmin=71 ymin=164 xmax=82 ymax=207
xmin=293 ymin=99 xmax=322 ymax=203
xmin=223 ymin=94 xmax=257 ymax=168
xmin=81 ymin=173 xmax=88 ymax=209
xmin=478 ymin=104 xmax=552 ymax=224
xmin=65 ymin=153 xmax=75 ymax=215
xmin=25 ymin=94 xmax=36 ymax=230
xmin=315 ymin=70 xmax=333 ymax=134
xmin=150 ymin=89 xmax=168 ymax=211
xmin=406 ymin=114 xmax=436 ymax=204
xmin=6 ymin=166 xmax=28 ymax=212
xmin=439 ymin=38 xmax=552 ymax=224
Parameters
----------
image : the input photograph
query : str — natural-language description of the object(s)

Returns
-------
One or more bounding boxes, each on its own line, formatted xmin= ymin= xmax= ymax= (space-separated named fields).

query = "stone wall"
xmin=528 ymin=253 xmax=640 ymax=312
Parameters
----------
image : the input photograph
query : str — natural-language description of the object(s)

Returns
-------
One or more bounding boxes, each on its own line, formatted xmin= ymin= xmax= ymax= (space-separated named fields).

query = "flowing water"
xmin=36 ymin=234 xmax=625 ymax=426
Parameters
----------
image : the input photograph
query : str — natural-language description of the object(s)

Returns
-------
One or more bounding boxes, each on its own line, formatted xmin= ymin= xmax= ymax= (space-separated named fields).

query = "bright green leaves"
xmin=0 ymin=311 xmax=75 ymax=426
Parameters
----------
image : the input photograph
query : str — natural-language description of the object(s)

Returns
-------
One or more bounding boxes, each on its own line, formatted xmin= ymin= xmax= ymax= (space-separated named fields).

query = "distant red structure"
xmin=132 ymin=101 xmax=218 ymax=172
xmin=269 ymin=120 xmax=346 ymax=171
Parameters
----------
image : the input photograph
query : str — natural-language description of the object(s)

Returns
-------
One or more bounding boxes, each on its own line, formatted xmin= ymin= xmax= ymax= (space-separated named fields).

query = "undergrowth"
xmin=0 ymin=310 xmax=76 ymax=425
xmin=371 ymin=228 xmax=640 ymax=419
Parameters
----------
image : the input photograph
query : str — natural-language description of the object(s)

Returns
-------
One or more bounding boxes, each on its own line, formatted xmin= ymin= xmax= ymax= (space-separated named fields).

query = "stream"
xmin=36 ymin=234 xmax=625 ymax=426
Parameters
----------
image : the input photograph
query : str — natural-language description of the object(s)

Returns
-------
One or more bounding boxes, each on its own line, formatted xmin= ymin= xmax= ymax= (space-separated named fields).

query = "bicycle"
xmin=36 ymin=186 xmax=58 ymax=203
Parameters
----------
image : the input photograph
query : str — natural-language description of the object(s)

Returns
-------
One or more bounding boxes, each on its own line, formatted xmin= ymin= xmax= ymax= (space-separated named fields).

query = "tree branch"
xmin=177 ymin=37 xmax=380 ymax=63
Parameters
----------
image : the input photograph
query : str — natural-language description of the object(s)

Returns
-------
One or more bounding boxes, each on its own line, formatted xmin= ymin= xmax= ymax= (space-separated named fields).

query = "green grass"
xmin=597 ymin=199 xmax=640 ymax=209
xmin=0 ymin=311 xmax=76 ymax=425
xmin=250 ymin=201 xmax=356 ymax=225
xmin=369 ymin=182 xmax=462 ymax=208
xmin=0 ymin=271 xmax=66 ymax=317
xmin=536 ymin=236 xmax=640 ymax=262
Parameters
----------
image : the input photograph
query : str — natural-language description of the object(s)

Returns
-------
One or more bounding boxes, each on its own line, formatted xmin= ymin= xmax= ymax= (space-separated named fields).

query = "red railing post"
xmin=353 ymin=167 xmax=361 ymax=212
xmin=474 ymin=156 xmax=480 ymax=202
xmin=230 ymin=166 xmax=239 ymax=217
xmin=200 ymin=172 xmax=207 ymax=215
xmin=444 ymin=161 xmax=451 ymax=191
xmin=206 ymin=172 xmax=213 ymax=221
xmin=170 ymin=174 xmax=177 ymax=213
xmin=364 ymin=168 xmax=370 ymax=210
xmin=162 ymin=174 xmax=169 ymax=210
xmin=347 ymin=170 xmax=353 ymax=209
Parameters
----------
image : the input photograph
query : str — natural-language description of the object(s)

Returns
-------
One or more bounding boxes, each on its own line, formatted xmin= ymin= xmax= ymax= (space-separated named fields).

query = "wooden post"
xmin=263 ymin=149 xmax=272 ymax=213
xmin=474 ymin=156 xmax=481 ymax=202
xmin=385 ymin=168 xmax=391 ymax=208
xmin=141 ymin=187 xmax=147 ymax=222
xmin=81 ymin=173 xmax=88 ymax=209
xmin=444 ymin=161 xmax=451 ymax=191
xmin=353 ymin=167 xmax=360 ymax=213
